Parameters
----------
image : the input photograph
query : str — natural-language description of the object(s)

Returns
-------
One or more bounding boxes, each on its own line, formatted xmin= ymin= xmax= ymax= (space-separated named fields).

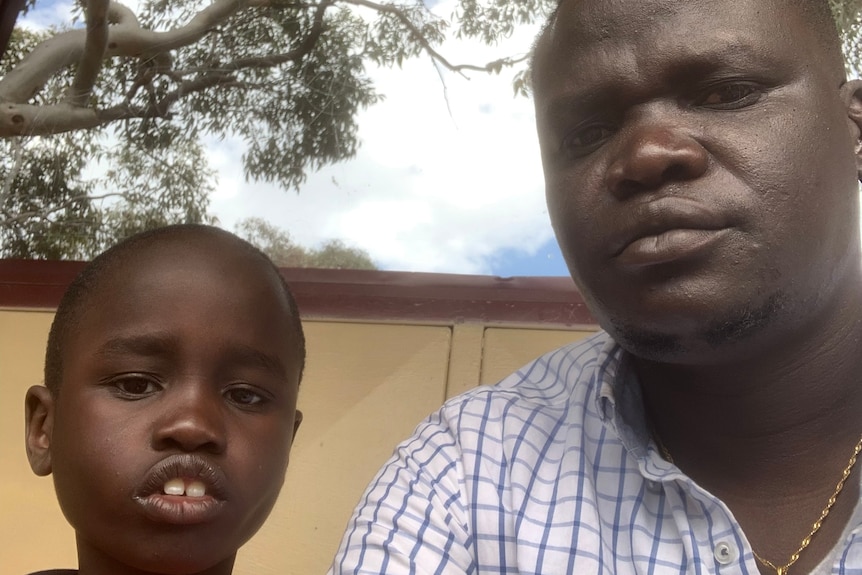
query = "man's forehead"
xmin=534 ymin=0 xmax=820 ymax=97
xmin=551 ymin=0 xmax=687 ymax=44
xmin=547 ymin=0 xmax=780 ymax=49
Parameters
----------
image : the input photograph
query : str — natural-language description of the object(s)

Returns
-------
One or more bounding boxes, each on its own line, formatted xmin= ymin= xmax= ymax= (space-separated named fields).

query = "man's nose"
xmin=151 ymin=383 xmax=226 ymax=454
xmin=605 ymin=115 xmax=708 ymax=199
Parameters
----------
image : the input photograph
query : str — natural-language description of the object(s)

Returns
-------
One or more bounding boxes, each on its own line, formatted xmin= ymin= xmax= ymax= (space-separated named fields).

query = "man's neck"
xmin=633 ymin=278 xmax=862 ymax=487
xmin=630 ymin=281 xmax=862 ymax=574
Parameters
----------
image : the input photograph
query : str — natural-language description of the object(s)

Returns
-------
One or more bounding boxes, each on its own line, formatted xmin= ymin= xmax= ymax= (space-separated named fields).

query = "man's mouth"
xmin=610 ymin=198 xmax=731 ymax=268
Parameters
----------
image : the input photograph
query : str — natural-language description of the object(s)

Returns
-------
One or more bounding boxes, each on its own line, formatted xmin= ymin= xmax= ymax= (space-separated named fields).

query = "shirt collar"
xmin=593 ymin=334 xmax=677 ymax=478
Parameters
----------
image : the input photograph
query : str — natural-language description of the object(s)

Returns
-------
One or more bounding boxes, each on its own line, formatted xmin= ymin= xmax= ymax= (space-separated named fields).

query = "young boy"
xmin=23 ymin=224 xmax=305 ymax=575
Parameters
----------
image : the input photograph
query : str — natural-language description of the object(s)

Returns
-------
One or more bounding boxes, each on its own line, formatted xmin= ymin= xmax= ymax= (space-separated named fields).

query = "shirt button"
xmin=714 ymin=541 xmax=737 ymax=565
xmin=646 ymin=480 xmax=661 ymax=492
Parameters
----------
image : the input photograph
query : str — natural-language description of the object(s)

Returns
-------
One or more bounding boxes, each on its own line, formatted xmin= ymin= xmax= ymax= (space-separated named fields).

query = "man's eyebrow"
xmin=538 ymin=84 xmax=621 ymax=125
xmin=538 ymin=44 xmax=784 ymax=123
xmin=96 ymin=333 xmax=178 ymax=358
xmin=664 ymin=43 xmax=786 ymax=81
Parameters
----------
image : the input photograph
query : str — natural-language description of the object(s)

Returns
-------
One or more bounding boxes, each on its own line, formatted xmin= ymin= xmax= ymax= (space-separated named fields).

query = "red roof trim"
xmin=0 ymin=259 xmax=597 ymax=326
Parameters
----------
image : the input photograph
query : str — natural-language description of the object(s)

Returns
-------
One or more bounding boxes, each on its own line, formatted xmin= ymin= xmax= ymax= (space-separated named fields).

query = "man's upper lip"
xmin=134 ymin=453 xmax=228 ymax=500
xmin=610 ymin=198 xmax=729 ymax=257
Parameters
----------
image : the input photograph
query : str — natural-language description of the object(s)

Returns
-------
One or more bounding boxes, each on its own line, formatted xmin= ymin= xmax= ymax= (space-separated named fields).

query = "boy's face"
xmin=28 ymin=238 xmax=302 ymax=574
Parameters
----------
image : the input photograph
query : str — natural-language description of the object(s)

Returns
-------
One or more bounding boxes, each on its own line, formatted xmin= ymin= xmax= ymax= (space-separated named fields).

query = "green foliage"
xmin=455 ymin=0 xmax=556 ymax=45
xmin=832 ymin=0 xmax=862 ymax=72
xmin=236 ymin=217 xmax=377 ymax=269
xmin=0 ymin=133 xmax=100 ymax=259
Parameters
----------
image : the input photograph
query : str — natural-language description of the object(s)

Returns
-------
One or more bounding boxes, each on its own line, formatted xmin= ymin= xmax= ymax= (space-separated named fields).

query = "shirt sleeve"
xmin=328 ymin=409 xmax=476 ymax=575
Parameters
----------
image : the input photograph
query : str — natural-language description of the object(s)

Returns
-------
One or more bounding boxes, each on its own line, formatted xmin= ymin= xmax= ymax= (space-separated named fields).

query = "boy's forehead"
xmin=90 ymin=235 xmax=281 ymax=303
xmin=118 ymin=233 xmax=263 ymax=273
xmin=72 ymin=236 xmax=295 ymax=347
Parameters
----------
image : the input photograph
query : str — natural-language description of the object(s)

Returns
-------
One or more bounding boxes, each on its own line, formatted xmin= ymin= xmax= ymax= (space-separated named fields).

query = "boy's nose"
xmin=151 ymin=385 xmax=227 ymax=454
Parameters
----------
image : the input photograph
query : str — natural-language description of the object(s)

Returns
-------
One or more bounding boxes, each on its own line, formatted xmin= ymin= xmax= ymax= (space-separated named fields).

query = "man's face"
xmin=534 ymin=0 xmax=862 ymax=360
xmin=47 ymin=241 xmax=301 ymax=573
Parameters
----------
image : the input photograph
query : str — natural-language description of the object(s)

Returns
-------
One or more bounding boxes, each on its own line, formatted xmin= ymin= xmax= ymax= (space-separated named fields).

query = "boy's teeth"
xmin=164 ymin=478 xmax=185 ymax=495
xmin=162 ymin=478 xmax=207 ymax=497
xmin=186 ymin=480 xmax=206 ymax=497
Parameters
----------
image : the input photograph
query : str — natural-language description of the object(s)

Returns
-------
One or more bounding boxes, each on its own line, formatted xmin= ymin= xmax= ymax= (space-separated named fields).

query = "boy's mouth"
xmin=134 ymin=454 xmax=228 ymax=524
xmin=163 ymin=477 xmax=208 ymax=497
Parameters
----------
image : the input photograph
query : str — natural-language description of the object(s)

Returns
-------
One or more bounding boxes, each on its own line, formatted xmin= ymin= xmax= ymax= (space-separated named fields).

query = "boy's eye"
xmin=111 ymin=376 xmax=161 ymax=398
xmin=695 ymin=83 xmax=763 ymax=110
xmin=224 ymin=385 xmax=268 ymax=407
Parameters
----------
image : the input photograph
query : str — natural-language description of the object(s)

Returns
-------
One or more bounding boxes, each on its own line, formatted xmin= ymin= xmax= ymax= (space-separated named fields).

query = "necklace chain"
xmin=653 ymin=432 xmax=862 ymax=575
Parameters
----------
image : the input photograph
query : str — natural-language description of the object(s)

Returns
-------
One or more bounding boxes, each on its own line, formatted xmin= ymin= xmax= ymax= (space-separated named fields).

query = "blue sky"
xmin=490 ymin=239 xmax=569 ymax=277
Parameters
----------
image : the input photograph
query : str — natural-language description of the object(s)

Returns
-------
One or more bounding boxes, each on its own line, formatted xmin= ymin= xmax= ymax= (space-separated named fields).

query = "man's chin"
xmin=605 ymin=291 xmax=787 ymax=364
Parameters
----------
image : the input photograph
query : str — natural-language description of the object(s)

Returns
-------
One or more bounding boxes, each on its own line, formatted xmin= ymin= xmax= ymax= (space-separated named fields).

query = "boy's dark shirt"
xmin=28 ymin=570 xmax=77 ymax=574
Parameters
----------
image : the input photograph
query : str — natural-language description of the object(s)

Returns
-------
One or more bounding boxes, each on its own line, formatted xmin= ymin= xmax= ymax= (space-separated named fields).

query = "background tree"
xmin=236 ymin=216 xmax=376 ymax=268
xmin=834 ymin=0 xmax=862 ymax=72
xmin=0 ymin=0 xmax=554 ymax=259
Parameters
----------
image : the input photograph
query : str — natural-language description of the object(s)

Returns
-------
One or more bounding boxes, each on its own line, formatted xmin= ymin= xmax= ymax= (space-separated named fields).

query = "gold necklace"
xmin=653 ymin=431 xmax=862 ymax=575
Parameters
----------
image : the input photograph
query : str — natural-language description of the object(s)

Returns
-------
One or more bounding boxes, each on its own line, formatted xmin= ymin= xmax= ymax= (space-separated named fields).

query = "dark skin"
xmin=534 ymin=0 xmax=862 ymax=572
xmin=24 ymin=234 xmax=303 ymax=575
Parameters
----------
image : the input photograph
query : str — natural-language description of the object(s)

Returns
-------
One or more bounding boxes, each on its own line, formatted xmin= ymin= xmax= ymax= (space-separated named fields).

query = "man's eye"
xmin=112 ymin=376 xmax=160 ymax=398
xmin=224 ymin=386 xmax=267 ymax=407
xmin=696 ymin=83 xmax=763 ymax=109
xmin=562 ymin=123 xmax=615 ymax=156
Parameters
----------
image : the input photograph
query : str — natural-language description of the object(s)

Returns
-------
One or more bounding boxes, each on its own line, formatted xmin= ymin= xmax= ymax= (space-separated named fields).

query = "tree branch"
xmin=0 ymin=0 xmax=265 ymax=103
xmin=0 ymin=0 xmax=529 ymax=139
xmin=0 ymin=192 xmax=128 ymax=226
xmin=0 ymin=136 xmax=25 ymax=209
xmin=0 ymin=72 xmax=246 ymax=136
xmin=186 ymin=0 xmax=334 ymax=72
xmin=67 ymin=0 xmax=111 ymax=107
xmin=342 ymin=0 xmax=529 ymax=76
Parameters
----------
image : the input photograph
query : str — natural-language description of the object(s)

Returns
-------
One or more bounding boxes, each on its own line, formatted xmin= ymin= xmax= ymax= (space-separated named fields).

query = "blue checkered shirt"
xmin=329 ymin=332 xmax=862 ymax=574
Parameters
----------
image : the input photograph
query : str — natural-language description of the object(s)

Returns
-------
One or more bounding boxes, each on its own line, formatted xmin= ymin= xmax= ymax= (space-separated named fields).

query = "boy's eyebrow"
xmin=96 ymin=333 xmax=177 ymax=358
xmin=95 ymin=335 xmax=288 ymax=379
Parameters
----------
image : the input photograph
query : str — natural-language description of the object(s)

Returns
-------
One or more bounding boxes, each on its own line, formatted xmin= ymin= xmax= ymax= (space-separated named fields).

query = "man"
xmin=329 ymin=0 xmax=862 ymax=573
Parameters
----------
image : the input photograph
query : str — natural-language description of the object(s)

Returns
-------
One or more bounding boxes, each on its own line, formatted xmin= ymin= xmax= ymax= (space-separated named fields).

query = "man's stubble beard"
xmin=609 ymin=291 xmax=788 ymax=362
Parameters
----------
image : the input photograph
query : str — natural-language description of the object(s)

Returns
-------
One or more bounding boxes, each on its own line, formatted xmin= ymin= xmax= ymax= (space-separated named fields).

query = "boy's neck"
xmin=76 ymin=539 xmax=237 ymax=575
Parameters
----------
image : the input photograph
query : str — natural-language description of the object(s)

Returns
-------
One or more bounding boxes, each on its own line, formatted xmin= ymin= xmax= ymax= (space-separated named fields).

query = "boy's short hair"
xmin=43 ymin=224 xmax=306 ymax=395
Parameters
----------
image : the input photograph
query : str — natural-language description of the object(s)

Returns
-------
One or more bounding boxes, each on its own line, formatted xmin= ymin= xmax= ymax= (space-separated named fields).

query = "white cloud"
xmin=211 ymin=5 xmax=552 ymax=273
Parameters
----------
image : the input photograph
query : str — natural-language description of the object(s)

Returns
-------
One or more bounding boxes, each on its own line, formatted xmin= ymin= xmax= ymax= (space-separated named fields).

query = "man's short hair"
xmin=43 ymin=224 xmax=306 ymax=395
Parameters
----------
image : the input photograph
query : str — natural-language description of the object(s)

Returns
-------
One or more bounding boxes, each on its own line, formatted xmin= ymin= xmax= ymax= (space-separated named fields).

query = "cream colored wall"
xmin=0 ymin=308 xmax=595 ymax=575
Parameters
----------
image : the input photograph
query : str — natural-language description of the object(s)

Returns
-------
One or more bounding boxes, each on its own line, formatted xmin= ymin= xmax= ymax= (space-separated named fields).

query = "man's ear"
xmin=25 ymin=386 xmax=54 ymax=476
xmin=291 ymin=410 xmax=303 ymax=446
xmin=840 ymin=79 xmax=862 ymax=181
